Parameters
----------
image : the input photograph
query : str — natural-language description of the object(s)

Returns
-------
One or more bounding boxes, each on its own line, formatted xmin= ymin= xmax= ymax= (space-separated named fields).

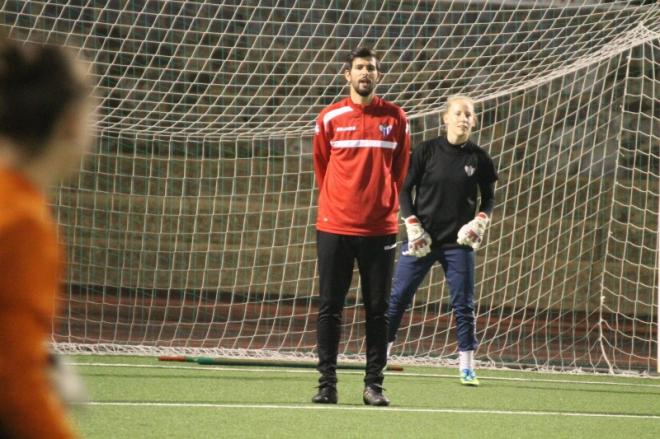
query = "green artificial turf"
xmin=68 ymin=355 xmax=660 ymax=438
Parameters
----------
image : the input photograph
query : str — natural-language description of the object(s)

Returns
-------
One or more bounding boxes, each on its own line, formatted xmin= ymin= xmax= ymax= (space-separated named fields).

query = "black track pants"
xmin=315 ymin=230 xmax=397 ymax=386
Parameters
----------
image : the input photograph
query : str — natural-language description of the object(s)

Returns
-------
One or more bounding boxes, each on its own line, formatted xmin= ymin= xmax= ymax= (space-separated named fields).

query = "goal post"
xmin=1 ymin=0 xmax=658 ymax=374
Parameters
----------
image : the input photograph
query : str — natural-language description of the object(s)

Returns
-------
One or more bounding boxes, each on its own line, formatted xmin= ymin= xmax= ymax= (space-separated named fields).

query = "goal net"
xmin=2 ymin=0 xmax=658 ymax=374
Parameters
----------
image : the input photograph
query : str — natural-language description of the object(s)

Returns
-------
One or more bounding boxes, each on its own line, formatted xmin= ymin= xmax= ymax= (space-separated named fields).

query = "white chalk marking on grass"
xmin=71 ymin=362 xmax=660 ymax=389
xmin=80 ymin=401 xmax=660 ymax=420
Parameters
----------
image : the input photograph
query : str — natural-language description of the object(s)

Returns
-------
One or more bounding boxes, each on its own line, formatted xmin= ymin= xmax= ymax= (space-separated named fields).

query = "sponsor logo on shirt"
xmin=379 ymin=123 xmax=392 ymax=138
xmin=335 ymin=126 xmax=356 ymax=132
xmin=464 ymin=165 xmax=476 ymax=177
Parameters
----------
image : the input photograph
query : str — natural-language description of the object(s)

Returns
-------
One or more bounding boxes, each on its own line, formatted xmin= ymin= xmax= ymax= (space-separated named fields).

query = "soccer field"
xmin=2 ymin=2 xmax=658 ymax=437
xmin=70 ymin=355 xmax=660 ymax=439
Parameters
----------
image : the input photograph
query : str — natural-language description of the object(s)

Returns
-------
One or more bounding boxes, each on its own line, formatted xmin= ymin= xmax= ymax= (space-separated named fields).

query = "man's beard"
xmin=352 ymin=80 xmax=374 ymax=97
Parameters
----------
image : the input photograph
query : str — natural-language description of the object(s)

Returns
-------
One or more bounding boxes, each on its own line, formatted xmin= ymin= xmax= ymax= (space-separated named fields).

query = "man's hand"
xmin=403 ymin=216 xmax=431 ymax=257
xmin=457 ymin=212 xmax=490 ymax=250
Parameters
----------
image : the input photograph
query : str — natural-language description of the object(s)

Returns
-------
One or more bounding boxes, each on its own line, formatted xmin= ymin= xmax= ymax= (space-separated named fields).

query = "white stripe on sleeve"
xmin=323 ymin=106 xmax=353 ymax=130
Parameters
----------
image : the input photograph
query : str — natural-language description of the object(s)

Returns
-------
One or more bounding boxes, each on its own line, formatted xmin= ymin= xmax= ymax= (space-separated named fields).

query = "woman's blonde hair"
xmin=442 ymin=95 xmax=476 ymax=116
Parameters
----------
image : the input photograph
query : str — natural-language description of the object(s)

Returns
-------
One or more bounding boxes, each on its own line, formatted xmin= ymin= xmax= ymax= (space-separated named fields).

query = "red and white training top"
xmin=313 ymin=96 xmax=410 ymax=236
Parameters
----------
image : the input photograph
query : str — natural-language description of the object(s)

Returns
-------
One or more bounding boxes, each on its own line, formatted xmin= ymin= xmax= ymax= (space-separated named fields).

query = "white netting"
xmin=1 ymin=0 xmax=658 ymax=373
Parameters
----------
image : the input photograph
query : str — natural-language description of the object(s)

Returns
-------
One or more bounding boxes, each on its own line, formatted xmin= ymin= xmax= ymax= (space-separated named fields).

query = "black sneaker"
xmin=312 ymin=385 xmax=337 ymax=404
xmin=363 ymin=384 xmax=390 ymax=406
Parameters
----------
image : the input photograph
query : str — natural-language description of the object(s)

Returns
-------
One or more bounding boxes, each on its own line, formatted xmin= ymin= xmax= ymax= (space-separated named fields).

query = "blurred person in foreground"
xmin=0 ymin=38 xmax=94 ymax=438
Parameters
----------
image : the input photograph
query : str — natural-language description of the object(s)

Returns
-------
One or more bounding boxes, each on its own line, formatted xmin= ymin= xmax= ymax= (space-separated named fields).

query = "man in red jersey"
xmin=312 ymin=46 xmax=410 ymax=406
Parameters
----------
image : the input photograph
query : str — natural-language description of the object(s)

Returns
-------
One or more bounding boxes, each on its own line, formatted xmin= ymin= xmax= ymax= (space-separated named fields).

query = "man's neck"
xmin=350 ymin=90 xmax=375 ymax=106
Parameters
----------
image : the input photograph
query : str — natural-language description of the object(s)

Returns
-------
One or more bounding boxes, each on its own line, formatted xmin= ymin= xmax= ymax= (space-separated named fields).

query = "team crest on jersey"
xmin=379 ymin=123 xmax=392 ymax=138
xmin=464 ymin=165 xmax=476 ymax=176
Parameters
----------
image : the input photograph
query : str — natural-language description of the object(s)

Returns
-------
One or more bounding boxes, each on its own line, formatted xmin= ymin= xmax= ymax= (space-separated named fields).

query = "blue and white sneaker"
xmin=460 ymin=369 xmax=480 ymax=386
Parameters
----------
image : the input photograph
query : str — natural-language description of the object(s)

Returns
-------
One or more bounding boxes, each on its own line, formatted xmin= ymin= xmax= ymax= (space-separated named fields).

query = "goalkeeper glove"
xmin=457 ymin=212 xmax=490 ymax=250
xmin=403 ymin=216 xmax=431 ymax=257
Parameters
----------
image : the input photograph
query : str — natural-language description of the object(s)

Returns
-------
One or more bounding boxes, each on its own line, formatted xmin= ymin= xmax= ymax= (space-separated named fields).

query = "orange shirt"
xmin=0 ymin=168 xmax=77 ymax=438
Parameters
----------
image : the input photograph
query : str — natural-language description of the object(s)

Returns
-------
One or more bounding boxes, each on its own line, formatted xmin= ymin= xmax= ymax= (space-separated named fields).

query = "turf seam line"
xmin=70 ymin=362 xmax=660 ymax=389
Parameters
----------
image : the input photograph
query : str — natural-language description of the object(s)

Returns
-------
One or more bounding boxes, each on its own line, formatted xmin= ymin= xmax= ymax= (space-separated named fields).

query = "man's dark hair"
xmin=344 ymin=46 xmax=381 ymax=72
xmin=0 ymin=39 xmax=89 ymax=156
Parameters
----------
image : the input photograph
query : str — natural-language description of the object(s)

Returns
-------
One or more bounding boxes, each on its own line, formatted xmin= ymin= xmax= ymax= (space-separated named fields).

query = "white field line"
xmin=70 ymin=362 xmax=660 ymax=389
xmin=79 ymin=401 xmax=660 ymax=420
